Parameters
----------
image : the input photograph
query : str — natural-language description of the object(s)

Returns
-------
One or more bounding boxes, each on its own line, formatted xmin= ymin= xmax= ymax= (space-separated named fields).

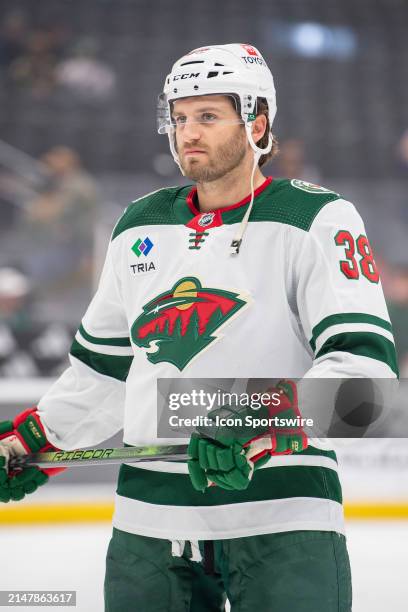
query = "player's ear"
xmin=252 ymin=114 xmax=267 ymax=145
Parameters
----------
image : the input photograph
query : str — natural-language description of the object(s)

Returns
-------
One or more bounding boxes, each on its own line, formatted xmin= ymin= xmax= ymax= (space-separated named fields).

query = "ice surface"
xmin=0 ymin=521 xmax=407 ymax=611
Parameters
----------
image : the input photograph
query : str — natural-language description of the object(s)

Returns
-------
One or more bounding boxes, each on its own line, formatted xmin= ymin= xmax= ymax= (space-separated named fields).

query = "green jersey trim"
xmin=111 ymin=179 xmax=342 ymax=239
xmin=246 ymin=179 xmax=340 ymax=230
xmin=70 ymin=338 xmax=132 ymax=381
xmin=315 ymin=331 xmax=399 ymax=376
xmin=310 ymin=313 xmax=394 ymax=352
xmin=176 ymin=178 xmax=341 ymax=230
xmin=117 ymin=462 xmax=342 ymax=507
xmin=79 ymin=324 xmax=131 ymax=347
xmin=112 ymin=187 xmax=184 ymax=240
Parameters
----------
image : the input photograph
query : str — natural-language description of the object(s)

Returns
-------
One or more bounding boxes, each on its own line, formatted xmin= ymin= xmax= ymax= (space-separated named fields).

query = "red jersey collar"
xmin=186 ymin=176 xmax=272 ymax=216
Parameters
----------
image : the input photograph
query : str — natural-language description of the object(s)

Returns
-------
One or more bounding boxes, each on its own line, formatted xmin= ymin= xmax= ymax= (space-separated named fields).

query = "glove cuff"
xmin=13 ymin=408 xmax=50 ymax=453
xmin=12 ymin=408 xmax=65 ymax=476
xmin=245 ymin=380 xmax=308 ymax=460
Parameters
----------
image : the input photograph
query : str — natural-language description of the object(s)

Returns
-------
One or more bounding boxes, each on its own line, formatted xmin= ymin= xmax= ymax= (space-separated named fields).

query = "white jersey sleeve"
xmin=37 ymin=241 xmax=132 ymax=449
xmin=295 ymin=198 xmax=397 ymax=378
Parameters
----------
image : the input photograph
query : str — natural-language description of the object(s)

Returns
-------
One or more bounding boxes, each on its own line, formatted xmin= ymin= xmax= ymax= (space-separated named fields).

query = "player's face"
xmin=172 ymin=95 xmax=247 ymax=182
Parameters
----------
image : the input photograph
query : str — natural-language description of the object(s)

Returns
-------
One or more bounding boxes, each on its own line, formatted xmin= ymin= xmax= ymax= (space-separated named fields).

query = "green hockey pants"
xmin=104 ymin=527 xmax=352 ymax=612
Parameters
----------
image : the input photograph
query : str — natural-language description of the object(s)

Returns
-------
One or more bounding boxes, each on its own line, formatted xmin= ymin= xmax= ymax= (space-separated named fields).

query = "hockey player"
xmin=0 ymin=44 xmax=398 ymax=611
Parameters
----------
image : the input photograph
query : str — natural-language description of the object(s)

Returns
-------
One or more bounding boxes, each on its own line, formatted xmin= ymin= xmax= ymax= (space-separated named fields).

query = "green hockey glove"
xmin=0 ymin=408 xmax=65 ymax=503
xmin=188 ymin=434 xmax=252 ymax=492
xmin=188 ymin=379 xmax=308 ymax=492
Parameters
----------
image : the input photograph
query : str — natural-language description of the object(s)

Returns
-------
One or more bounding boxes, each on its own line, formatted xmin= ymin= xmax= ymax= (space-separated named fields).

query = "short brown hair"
xmin=228 ymin=95 xmax=279 ymax=167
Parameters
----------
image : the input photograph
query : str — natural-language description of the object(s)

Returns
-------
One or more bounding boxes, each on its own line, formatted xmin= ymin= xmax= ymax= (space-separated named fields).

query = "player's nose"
xmin=180 ymin=120 xmax=202 ymax=142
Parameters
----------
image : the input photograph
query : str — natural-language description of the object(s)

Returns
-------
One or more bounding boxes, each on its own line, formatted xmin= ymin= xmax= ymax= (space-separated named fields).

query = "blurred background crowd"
xmin=0 ymin=0 xmax=407 ymax=378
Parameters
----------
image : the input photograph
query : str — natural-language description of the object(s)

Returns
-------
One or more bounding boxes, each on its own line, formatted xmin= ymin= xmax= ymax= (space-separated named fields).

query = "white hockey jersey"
xmin=38 ymin=176 xmax=397 ymax=540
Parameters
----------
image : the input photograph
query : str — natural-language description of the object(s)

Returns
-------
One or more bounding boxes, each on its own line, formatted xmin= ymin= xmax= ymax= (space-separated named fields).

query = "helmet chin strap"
xmin=229 ymin=125 xmax=272 ymax=256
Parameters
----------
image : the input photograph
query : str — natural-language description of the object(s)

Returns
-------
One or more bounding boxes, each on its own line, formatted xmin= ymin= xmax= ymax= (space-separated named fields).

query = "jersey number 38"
xmin=334 ymin=230 xmax=380 ymax=283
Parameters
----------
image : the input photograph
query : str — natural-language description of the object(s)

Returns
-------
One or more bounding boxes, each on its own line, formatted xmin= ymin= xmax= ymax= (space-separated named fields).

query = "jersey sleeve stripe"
xmin=314 ymin=323 xmax=394 ymax=355
xmin=315 ymin=331 xmax=399 ymax=377
xmin=75 ymin=331 xmax=134 ymax=357
xmin=79 ymin=323 xmax=131 ymax=347
xmin=310 ymin=313 xmax=393 ymax=352
xmin=70 ymin=338 xmax=133 ymax=381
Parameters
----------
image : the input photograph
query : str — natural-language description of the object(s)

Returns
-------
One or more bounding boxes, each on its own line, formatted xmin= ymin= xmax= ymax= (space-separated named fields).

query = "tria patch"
xmin=132 ymin=237 xmax=154 ymax=257
xmin=291 ymin=179 xmax=335 ymax=194
xmin=130 ymin=262 xmax=156 ymax=274
xmin=131 ymin=277 xmax=249 ymax=370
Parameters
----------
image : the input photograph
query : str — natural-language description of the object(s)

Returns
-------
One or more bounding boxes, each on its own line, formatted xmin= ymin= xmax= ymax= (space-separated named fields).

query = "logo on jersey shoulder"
xmin=131 ymin=277 xmax=248 ymax=370
xmin=198 ymin=212 xmax=215 ymax=228
xmin=132 ymin=237 xmax=154 ymax=257
xmin=291 ymin=179 xmax=335 ymax=194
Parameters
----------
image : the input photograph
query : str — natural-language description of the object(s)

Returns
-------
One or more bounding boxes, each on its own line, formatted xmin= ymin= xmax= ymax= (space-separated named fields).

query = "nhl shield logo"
xmin=198 ymin=212 xmax=215 ymax=228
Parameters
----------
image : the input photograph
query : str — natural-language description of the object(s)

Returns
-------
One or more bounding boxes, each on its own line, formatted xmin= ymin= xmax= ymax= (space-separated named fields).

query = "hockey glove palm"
xmin=0 ymin=409 xmax=64 ymax=503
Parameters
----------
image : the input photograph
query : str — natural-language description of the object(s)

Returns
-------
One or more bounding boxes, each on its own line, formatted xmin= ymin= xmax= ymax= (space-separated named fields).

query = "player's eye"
xmin=173 ymin=115 xmax=187 ymax=125
xmin=201 ymin=113 xmax=217 ymax=123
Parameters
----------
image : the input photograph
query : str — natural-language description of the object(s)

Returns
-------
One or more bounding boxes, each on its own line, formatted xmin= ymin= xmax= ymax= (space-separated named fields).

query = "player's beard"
xmin=179 ymin=127 xmax=247 ymax=183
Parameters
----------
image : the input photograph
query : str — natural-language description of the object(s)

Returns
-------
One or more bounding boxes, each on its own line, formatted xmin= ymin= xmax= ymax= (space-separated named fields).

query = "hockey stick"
xmin=8 ymin=444 xmax=189 ymax=470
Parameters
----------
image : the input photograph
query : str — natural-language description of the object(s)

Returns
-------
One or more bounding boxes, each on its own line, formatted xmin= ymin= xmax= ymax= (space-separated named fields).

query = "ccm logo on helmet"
xmin=173 ymin=72 xmax=200 ymax=81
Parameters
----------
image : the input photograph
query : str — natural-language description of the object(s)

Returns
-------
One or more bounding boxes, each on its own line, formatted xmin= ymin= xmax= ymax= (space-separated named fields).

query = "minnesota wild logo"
xmin=291 ymin=179 xmax=335 ymax=194
xmin=131 ymin=277 xmax=248 ymax=370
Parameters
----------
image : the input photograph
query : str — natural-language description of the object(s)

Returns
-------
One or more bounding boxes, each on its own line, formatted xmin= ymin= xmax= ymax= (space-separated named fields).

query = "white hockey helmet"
xmin=157 ymin=43 xmax=277 ymax=168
